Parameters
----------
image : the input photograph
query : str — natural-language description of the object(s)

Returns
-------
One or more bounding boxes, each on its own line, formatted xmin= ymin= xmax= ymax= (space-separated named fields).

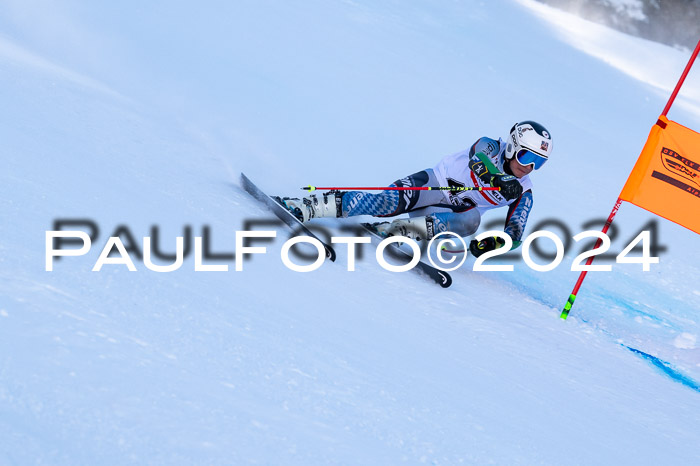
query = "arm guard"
xmin=503 ymin=190 xmax=533 ymax=249
xmin=468 ymin=137 xmax=501 ymax=184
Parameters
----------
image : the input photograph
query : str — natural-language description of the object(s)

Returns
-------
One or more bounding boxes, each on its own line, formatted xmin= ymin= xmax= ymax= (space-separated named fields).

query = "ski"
xmin=360 ymin=223 xmax=452 ymax=288
xmin=240 ymin=172 xmax=451 ymax=285
xmin=240 ymin=173 xmax=337 ymax=261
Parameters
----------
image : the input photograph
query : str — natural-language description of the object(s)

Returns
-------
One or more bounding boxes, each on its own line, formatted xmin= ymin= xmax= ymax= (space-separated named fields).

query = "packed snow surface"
xmin=1 ymin=0 xmax=699 ymax=463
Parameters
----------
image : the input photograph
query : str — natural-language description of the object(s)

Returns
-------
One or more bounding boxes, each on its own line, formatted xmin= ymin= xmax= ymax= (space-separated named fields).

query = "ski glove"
xmin=469 ymin=235 xmax=507 ymax=258
xmin=490 ymin=174 xmax=523 ymax=201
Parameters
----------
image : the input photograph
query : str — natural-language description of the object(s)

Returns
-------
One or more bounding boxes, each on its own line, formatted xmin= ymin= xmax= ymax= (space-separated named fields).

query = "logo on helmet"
xmin=541 ymin=141 xmax=549 ymax=151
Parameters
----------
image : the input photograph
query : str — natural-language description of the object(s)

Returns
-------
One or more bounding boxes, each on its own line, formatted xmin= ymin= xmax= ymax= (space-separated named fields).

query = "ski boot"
xmin=275 ymin=192 xmax=343 ymax=223
xmin=371 ymin=216 xmax=435 ymax=242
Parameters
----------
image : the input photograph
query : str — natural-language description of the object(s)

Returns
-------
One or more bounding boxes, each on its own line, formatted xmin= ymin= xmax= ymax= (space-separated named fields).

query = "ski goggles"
xmin=514 ymin=148 xmax=548 ymax=170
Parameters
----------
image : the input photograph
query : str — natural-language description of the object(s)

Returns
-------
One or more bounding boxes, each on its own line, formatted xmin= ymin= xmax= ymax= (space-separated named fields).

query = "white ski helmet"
xmin=505 ymin=120 xmax=553 ymax=170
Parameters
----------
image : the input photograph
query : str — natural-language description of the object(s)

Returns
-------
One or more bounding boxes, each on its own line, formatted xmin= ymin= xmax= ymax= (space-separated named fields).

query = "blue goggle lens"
xmin=515 ymin=149 xmax=548 ymax=170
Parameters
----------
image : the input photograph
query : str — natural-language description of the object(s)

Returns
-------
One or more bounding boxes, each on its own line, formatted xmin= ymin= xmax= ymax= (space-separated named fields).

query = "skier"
xmin=279 ymin=121 xmax=553 ymax=257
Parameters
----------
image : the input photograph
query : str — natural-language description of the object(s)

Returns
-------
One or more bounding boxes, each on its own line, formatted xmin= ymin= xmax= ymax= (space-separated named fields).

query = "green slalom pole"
xmin=561 ymin=294 xmax=577 ymax=319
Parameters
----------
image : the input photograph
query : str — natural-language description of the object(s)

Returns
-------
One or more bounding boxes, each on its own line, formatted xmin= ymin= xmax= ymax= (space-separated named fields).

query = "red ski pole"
xmin=302 ymin=185 xmax=500 ymax=192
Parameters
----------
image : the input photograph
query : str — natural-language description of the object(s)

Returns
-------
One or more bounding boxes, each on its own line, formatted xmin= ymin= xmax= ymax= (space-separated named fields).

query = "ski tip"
xmin=437 ymin=270 xmax=452 ymax=288
xmin=240 ymin=172 xmax=253 ymax=189
xmin=325 ymin=245 xmax=337 ymax=262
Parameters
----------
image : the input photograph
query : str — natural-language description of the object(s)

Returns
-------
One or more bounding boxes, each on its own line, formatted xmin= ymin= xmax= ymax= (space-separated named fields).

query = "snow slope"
xmin=1 ymin=0 xmax=700 ymax=463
